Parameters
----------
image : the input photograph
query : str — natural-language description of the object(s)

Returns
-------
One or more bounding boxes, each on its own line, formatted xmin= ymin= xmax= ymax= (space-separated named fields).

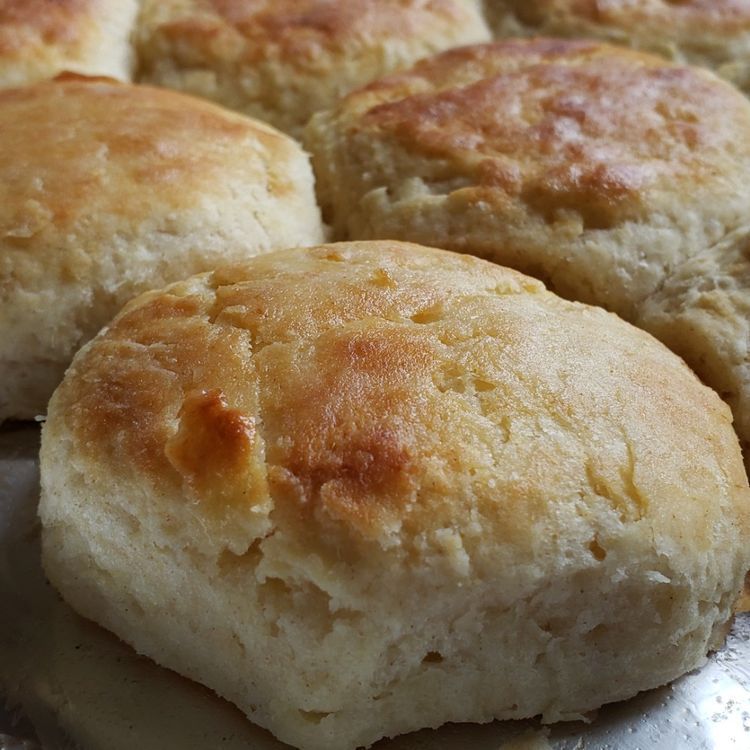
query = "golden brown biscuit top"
xmin=516 ymin=0 xmax=750 ymax=34
xmin=140 ymin=0 xmax=477 ymax=65
xmin=0 ymin=74 xmax=295 ymax=244
xmin=345 ymin=39 xmax=750 ymax=227
xmin=51 ymin=242 xmax=748 ymax=563
xmin=0 ymin=0 xmax=97 ymax=54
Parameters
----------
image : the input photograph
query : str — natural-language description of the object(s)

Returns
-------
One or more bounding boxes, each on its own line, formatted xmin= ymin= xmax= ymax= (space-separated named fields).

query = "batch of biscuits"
xmin=2 ymin=1 xmax=750 ymax=749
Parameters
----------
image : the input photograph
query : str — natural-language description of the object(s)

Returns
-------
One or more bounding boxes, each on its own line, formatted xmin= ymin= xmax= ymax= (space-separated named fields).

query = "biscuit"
xmin=134 ymin=0 xmax=490 ymax=137
xmin=0 ymin=75 xmax=324 ymax=422
xmin=637 ymin=227 xmax=750 ymax=460
xmin=39 ymin=241 xmax=750 ymax=750
xmin=0 ymin=0 xmax=139 ymax=88
xmin=305 ymin=39 xmax=750 ymax=321
xmin=484 ymin=0 xmax=750 ymax=92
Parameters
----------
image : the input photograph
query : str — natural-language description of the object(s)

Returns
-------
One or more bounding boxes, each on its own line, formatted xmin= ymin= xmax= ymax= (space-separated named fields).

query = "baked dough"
xmin=134 ymin=0 xmax=490 ymax=136
xmin=637 ymin=226 xmax=750 ymax=460
xmin=0 ymin=75 xmax=324 ymax=422
xmin=39 ymin=241 xmax=750 ymax=750
xmin=305 ymin=39 xmax=750 ymax=321
xmin=0 ymin=0 xmax=139 ymax=87
xmin=485 ymin=0 xmax=750 ymax=92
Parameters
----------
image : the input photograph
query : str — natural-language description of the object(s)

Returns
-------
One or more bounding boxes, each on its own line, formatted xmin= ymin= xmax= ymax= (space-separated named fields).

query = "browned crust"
xmin=355 ymin=39 xmax=750 ymax=226
xmin=0 ymin=74 xmax=291 ymax=236
xmin=50 ymin=243 xmax=749 ymax=548
xmin=146 ymin=0 xmax=476 ymax=65
xmin=0 ymin=0 xmax=94 ymax=54
xmin=165 ymin=389 xmax=258 ymax=511
xmin=498 ymin=0 xmax=750 ymax=36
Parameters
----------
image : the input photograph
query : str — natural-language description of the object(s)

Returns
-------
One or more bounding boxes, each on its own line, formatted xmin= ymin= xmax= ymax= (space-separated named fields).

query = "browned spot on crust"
xmin=360 ymin=39 xmax=747 ymax=222
xmin=0 ymin=75 xmax=283 ymax=228
xmin=294 ymin=427 xmax=415 ymax=526
xmin=78 ymin=351 xmax=179 ymax=478
xmin=261 ymin=324 xmax=435 ymax=536
xmin=52 ymin=71 xmax=118 ymax=84
xmin=165 ymin=389 xmax=256 ymax=511
xmin=64 ymin=281 xmax=263 ymax=499
xmin=112 ymin=293 xmax=205 ymax=332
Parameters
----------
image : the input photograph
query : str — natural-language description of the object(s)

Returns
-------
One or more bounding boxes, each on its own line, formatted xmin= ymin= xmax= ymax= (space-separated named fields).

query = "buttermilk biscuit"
xmin=134 ymin=0 xmax=490 ymax=137
xmin=637 ymin=227 xmax=750 ymax=459
xmin=484 ymin=0 xmax=750 ymax=91
xmin=0 ymin=75 xmax=324 ymax=423
xmin=39 ymin=242 xmax=750 ymax=750
xmin=0 ymin=0 xmax=139 ymax=88
xmin=305 ymin=39 xmax=750 ymax=320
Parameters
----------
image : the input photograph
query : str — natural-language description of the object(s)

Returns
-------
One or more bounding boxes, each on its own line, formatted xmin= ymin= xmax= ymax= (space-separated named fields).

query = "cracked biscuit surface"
xmin=0 ymin=75 xmax=324 ymax=422
xmin=39 ymin=241 xmax=750 ymax=750
xmin=134 ymin=0 xmax=490 ymax=136
xmin=305 ymin=39 xmax=750 ymax=321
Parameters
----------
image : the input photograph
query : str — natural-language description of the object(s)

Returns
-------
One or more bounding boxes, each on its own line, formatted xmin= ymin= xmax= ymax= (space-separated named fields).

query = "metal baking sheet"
xmin=1 ymin=423 xmax=749 ymax=750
